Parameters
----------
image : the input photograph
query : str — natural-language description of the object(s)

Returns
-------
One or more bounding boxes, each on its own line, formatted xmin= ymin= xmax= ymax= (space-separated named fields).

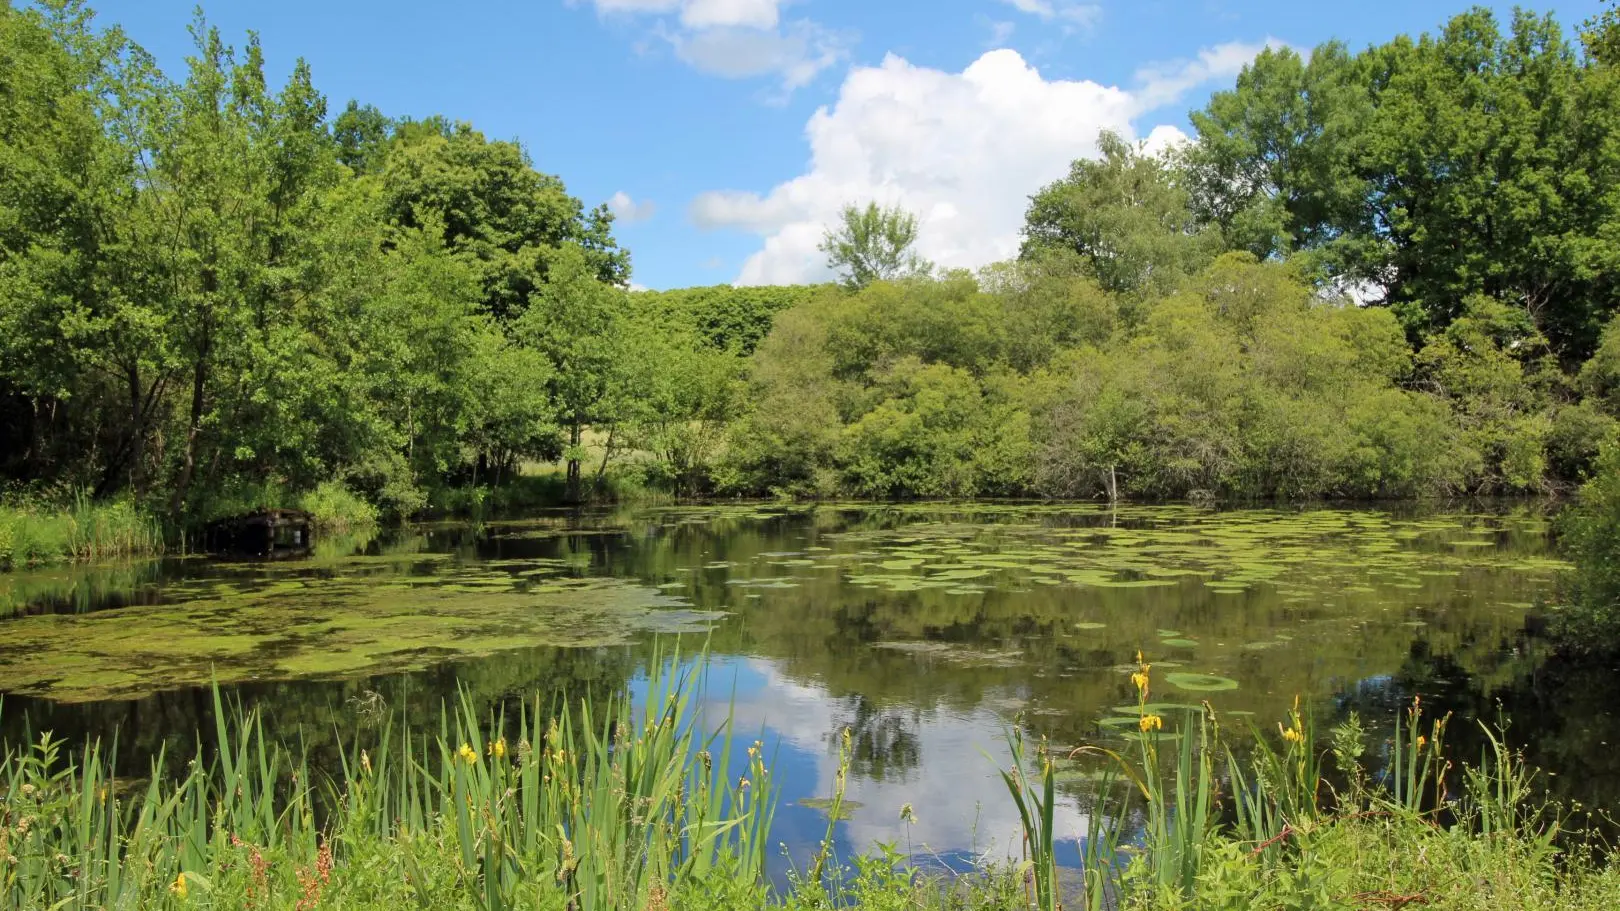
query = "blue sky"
xmin=84 ymin=0 xmax=1608 ymax=290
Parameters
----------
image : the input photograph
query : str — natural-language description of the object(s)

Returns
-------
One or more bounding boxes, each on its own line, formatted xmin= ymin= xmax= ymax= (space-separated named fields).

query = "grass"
xmin=0 ymin=492 xmax=164 ymax=571
xmin=2 ymin=647 xmax=1618 ymax=910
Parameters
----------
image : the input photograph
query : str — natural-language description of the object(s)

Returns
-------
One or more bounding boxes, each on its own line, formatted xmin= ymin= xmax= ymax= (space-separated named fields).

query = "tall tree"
xmin=517 ymin=244 xmax=631 ymax=502
xmin=1191 ymin=9 xmax=1620 ymax=362
xmin=1185 ymin=43 xmax=1371 ymax=267
xmin=819 ymin=202 xmax=932 ymax=291
xmin=1021 ymin=132 xmax=1219 ymax=302
xmin=1586 ymin=0 xmax=1620 ymax=64
xmin=0 ymin=0 xmax=157 ymax=490
xmin=374 ymin=122 xmax=630 ymax=321
xmin=331 ymin=99 xmax=392 ymax=174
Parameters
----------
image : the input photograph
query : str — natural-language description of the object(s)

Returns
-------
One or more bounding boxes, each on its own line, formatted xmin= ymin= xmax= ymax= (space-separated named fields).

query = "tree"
xmin=374 ymin=122 xmax=630 ymax=321
xmin=819 ymin=202 xmax=932 ymax=290
xmin=1021 ymin=132 xmax=1219 ymax=303
xmin=1586 ymin=0 xmax=1620 ymax=64
xmin=1185 ymin=43 xmax=1371 ymax=266
xmin=631 ymin=283 xmax=829 ymax=354
xmin=1190 ymin=9 xmax=1620 ymax=363
xmin=332 ymin=99 xmax=392 ymax=174
xmin=517 ymin=244 xmax=632 ymax=502
xmin=0 ymin=0 xmax=156 ymax=490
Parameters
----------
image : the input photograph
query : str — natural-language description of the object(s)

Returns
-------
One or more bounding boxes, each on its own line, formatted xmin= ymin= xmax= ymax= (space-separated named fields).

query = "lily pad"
xmin=1164 ymin=672 xmax=1240 ymax=693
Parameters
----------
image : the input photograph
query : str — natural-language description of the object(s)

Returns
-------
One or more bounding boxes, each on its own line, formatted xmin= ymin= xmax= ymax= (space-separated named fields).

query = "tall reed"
xmin=0 ymin=646 xmax=773 ymax=910
xmin=0 ymin=492 xmax=163 ymax=570
xmin=1008 ymin=652 xmax=1603 ymax=910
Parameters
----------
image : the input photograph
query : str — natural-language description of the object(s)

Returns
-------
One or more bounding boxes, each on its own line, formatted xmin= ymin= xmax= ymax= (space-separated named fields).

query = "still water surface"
xmin=3 ymin=502 xmax=1618 ymax=871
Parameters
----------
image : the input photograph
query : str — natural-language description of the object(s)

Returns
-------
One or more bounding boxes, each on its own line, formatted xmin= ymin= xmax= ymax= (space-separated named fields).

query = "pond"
xmin=3 ymin=502 xmax=1619 ymax=876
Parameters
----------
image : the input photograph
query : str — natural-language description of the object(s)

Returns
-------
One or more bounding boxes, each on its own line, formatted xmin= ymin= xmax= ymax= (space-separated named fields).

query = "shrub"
xmin=297 ymin=480 xmax=380 ymax=531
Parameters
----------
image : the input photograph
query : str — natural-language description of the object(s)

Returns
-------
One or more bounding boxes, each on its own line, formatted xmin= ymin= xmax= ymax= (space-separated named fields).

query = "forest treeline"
xmin=4 ymin=0 xmax=1620 ymax=523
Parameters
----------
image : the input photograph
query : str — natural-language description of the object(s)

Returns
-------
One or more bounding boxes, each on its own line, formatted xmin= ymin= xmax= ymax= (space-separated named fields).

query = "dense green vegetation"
xmin=1556 ymin=442 xmax=1620 ymax=640
xmin=6 ymin=0 xmax=1620 ymax=538
xmin=4 ymin=653 xmax=1619 ymax=910
xmin=0 ymin=0 xmax=813 ymax=539
xmin=725 ymin=3 xmax=1620 ymax=501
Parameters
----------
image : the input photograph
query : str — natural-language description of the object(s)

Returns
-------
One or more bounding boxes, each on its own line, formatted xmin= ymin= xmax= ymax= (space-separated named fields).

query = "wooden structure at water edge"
xmin=203 ymin=508 xmax=313 ymax=559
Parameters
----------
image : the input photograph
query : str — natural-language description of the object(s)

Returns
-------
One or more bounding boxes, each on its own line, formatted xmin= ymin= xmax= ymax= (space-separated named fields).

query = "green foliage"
xmin=1585 ymin=0 xmax=1620 ymax=64
xmin=730 ymin=252 xmax=1481 ymax=501
xmin=1023 ymin=132 xmax=1219 ymax=302
xmin=633 ymin=284 xmax=828 ymax=355
xmin=1191 ymin=8 xmax=1620 ymax=363
xmin=837 ymin=359 xmax=1031 ymax=499
xmin=297 ymin=480 xmax=379 ymax=530
xmin=820 ymin=202 xmax=933 ymax=290
xmin=373 ymin=116 xmax=630 ymax=319
xmin=0 ymin=4 xmax=664 ymax=521
xmin=9 ymin=0 xmax=1620 ymax=524
xmin=1558 ymin=444 xmax=1620 ymax=640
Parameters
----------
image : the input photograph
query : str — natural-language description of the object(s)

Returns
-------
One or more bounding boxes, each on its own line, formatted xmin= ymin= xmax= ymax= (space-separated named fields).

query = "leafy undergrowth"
xmin=2 ymin=648 xmax=1618 ymax=910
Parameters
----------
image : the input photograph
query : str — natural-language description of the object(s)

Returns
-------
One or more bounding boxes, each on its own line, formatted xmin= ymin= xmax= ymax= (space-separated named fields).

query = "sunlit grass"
xmin=0 ymin=492 xmax=163 ymax=570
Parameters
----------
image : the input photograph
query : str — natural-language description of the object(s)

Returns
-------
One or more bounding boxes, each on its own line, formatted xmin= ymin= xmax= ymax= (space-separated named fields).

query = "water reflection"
xmin=1 ymin=502 xmax=1615 ymax=864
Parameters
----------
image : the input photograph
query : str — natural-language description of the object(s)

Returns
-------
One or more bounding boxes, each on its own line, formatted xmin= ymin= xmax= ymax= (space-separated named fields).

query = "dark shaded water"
xmin=3 ymin=502 xmax=1618 ymax=870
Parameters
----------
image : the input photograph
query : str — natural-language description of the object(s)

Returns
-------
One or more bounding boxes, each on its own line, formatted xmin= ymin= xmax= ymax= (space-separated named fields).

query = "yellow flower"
xmin=171 ymin=872 xmax=188 ymax=899
xmin=1138 ymin=714 xmax=1164 ymax=733
xmin=458 ymin=742 xmax=478 ymax=765
xmin=1416 ymin=735 xmax=1427 ymax=751
xmin=490 ymin=738 xmax=508 ymax=759
xmin=1131 ymin=670 xmax=1150 ymax=693
xmin=1279 ymin=723 xmax=1304 ymax=745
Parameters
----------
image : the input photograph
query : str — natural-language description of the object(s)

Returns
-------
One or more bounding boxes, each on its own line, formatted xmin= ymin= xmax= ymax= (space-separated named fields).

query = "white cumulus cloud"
xmin=667 ymin=20 xmax=848 ymax=94
xmin=689 ymin=41 xmax=1280 ymax=286
xmin=573 ymin=0 xmax=847 ymax=94
xmin=607 ymin=191 xmax=657 ymax=225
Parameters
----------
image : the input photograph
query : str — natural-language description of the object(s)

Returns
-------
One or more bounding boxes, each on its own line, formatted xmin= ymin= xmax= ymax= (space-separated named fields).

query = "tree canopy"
xmin=820 ymin=202 xmax=933 ymax=290
xmin=5 ymin=0 xmax=1620 ymax=518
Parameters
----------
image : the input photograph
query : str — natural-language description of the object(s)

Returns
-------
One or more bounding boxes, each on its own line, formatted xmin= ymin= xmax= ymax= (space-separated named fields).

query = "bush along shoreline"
xmin=2 ymin=649 xmax=1618 ymax=910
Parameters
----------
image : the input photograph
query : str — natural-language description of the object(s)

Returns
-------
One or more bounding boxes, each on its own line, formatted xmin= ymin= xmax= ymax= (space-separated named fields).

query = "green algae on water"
xmin=0 ymin=564 xmax=718 ymax=703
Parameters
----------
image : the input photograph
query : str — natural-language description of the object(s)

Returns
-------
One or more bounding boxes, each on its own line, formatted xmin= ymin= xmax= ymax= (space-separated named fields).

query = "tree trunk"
xmin=96 ymin=366 xmax=162 ymax=499
xmin=170 ymin=346 xmax=208 ymax=518
xmin=593 ymin=424 xmax=617 ymax=494
xmin=566 ymin=422 xmax=583 ymax=504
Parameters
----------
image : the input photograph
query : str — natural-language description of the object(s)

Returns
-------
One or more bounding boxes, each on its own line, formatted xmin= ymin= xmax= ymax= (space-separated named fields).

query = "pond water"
xmin=3 ymin=502 xmax=1619 ymax=875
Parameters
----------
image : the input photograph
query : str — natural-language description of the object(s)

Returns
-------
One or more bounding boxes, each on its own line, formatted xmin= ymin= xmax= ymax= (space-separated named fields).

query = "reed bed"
xmin=2 ymin=647 xmax=1619 ymax=910
xmin=0 ymin=493 xmax=164 ymax=570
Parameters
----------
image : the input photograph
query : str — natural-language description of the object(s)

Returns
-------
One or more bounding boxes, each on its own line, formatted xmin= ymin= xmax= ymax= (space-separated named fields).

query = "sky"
xmin=81 ymin=0 xmax=1609 ymax=291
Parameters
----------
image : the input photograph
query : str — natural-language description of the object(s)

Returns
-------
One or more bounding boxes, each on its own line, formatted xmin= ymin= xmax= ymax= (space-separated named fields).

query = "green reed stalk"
xmin=997 ymin=729 xmax=1059 ymax=911
xmin=0 ymin=645 xmax=776 ymax=910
